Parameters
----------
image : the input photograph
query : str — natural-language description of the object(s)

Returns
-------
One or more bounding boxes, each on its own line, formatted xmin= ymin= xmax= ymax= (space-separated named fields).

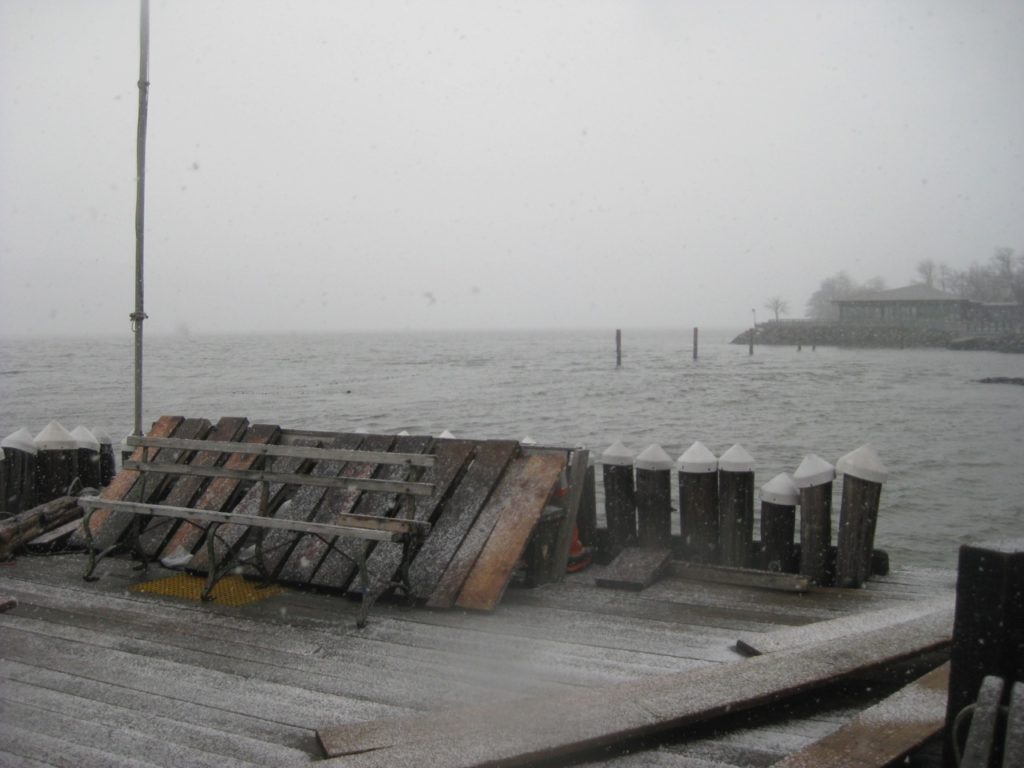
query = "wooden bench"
xmin=78 ymin=435 xmax=436 ymax=626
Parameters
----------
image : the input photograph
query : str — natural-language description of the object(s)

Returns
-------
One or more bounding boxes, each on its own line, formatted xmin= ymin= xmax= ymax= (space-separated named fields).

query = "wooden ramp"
xmin=76 ymin=416 xmax=567 ymax=613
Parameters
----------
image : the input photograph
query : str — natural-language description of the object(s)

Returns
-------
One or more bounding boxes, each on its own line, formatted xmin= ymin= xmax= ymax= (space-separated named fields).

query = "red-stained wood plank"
xmin=311 ymin=434 xmax=433 ymax=591
xmin=361 ymin=439 xmax=475 ymax=600
xmin=405 ymin=440 xmax=518 ymax=601
xmin=68 ymin=415 xmax=183 ymax=549
xmin=277 ymin=433 xmax=395 ymax=586
xmin=158 ymin=423 xmax=281 ymax=561
xmin=455 ymin=453 xmax=565 ymax=612
xmin=428 ymin=452 xmax=561 ymax=609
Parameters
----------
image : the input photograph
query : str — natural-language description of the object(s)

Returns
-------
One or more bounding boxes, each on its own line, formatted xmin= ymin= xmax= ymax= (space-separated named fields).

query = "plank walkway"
xmin=0 ymin=552 xmax=956 ymax=767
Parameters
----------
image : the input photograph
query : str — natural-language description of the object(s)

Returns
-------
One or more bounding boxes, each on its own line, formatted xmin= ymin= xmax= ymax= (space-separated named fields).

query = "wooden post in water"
xmin=576 ymin=455 xmax=597 ymax=547
xmin=693 ymin=327 xmax=698 ymax=360
xmin=793 ymin=454 xmax=836 ymax=585
xmin=677 ymin=441 xmax=719 ymax=563
xmin=759 ymin=473 xmax=799 ymax=573
xmin=615 ymin=329 xmax=622 ymax=368
xmin=1 ymin=429 xmax=37 ymax=514
xmin=634 ymin=444 xmax=673 ymax=547
xmin=945 ymin=539 xmax=1024 ymax=766
xmin=33 ymin=421 xmax=78 ymax=504
xmin=834 ymin=444 xmax=888 ymax=588
xmin=718 ymin=444 xmax=755 ymax=568
xmin=70 ymin=426 xmax=101 ymax=490
xmin=601 ymin=441 xmax=636 ymax=557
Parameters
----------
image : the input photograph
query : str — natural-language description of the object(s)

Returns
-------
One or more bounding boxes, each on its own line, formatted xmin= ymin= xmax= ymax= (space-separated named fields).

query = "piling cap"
xmin=1 ymin=427 xmax=38 ymax=455
xmin=396 ymin=430 xmax=410 ymax=436
xmin=761 ymin=473 xmax=799 ymax=506
xmin=676 ymin=441 xmax=717 ymax=473
xmin=718 ymin=444 xmax=755 ymax=473
xmin=793 ymin=454 xmax=836 ymax=488
xmin=520 ymin=436 xmax=537 ymax=445
xmin=91 ymin=428 xmax=113 ymax=445
xmin=34 ymin=420 xmax=77 ymax=451
xmin=70 ymin=425 xmax=100 ymax=451
xmin=635 ymin=443 xmax=673 ymax=471
xmin=836 ymin=444 xmax=888 ymax=484
xmin=438 ymin=429 xmax=456 ymax=439
xmin=601 ymin=441 xmax=634 ymax=466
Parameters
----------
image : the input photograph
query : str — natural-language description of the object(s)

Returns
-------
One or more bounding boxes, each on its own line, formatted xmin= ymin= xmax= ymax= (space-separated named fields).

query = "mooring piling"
xmin=615 ymin=329 xmax=622 ymax=368
xmin=677 ymin=441 xmax=719 ymax=563
xmin=601 ymin=441 xmax=636 ymax=557
xmin=793 ymin=454 xmax=836 ymax=584
xmin=718 ymin=444 xmax=756 ymax=568
xmin=70 ymin=426 xmax=101 ymax=490
xmin=945 ymin=539 xmax=1024 ymax=765
xmin=693 ymin=327 xmax=699 ymax=360
xmin=576 ymin=454 xmax=597 ymax=548
xmin=93 ymin=429 xmax=116 ymax=486
xmin=33 ymin=421 xmax=78 ymax=504
xmin=634 ymin=444 xmax=673 ymax=547
xmin=759 ymin=472 xmax=799 ymax=573
xmin=834 ymin=444 xmax=888 ymax=588
xmin=1 ymin=428 xmax=38 ymax=514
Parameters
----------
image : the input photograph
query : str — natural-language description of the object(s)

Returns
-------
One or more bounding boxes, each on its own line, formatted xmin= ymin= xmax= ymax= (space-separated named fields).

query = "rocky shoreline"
xmin=732 ymin=322 xmax=1024 ymax=353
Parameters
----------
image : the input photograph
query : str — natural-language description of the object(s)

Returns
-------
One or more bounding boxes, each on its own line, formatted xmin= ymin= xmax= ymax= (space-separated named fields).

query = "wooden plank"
xmin=596 ymin=546 xmax=673 ymax=591
xmin=136 ymin=416 xmax=241 ymax=554
xmin=259 ymin=433 xmax=364 ymax=578
xmin=361 ymin=439 xmax=476 ymax=599
xmin=669 ymin=561 xmax=811 ymax=593
xmin=405 ymin=440 xmax=518 ymax=600
xmin=185 ymin=441 xmax=313 ymax=573
xmin=770 ymin=662 xmax=949 ymax=768
xmin=278 ymin=433 xmax=395 ymax=585
xmin=316 ymin=605 xmax=955 ymax=766
xmin=552 ymin=448 xmax=588 ymax=581
xmin=25 ymin=517 xmax=82 ymax=550
xmin=312 ymin=434 xmax=433 ymax=591
xmin=67 ymin=415 xmax=183 ymax=548
xmin=455 ymin=453 xmax=565 ymax=611
xmin=735 ymin=597 xmax=955 ymax=657
xmin=130 ymin=434 xmax=435 ymax=466
xmin=158 ymin=423 xmax=280 ymax=561
xmin=428 ymin=453 xmax=559 ymax=609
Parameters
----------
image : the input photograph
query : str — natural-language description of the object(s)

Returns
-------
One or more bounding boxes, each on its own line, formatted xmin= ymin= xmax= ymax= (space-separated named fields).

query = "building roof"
xmin=837 ymin=283 xmax=965 ymax=303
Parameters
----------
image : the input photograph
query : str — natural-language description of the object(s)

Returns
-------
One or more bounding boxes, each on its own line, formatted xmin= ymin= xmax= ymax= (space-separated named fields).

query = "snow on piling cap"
xmin=793 ymin=454 xmax=836 ymax=488
xmin=520 ymin=436 xmax=537 ymax=445
xmin=718 ymin=444 xmax=754 ymax=473
xmin=70 ymin=426 xmax=100 ymax=452
xmin=2 ymin=427 xmax=38 ymax=455
xmin=761 ymin=473 xmax=799 ymax=506
xmin=676 ymin=441 xmax=717 ymax=473
xmin=836 ymin=444 xmax=888 ymax=484
xmin=601 ymin=441 xmax=634 ymax=466
xmin=634 ymin=443 xmax=673 ymax=471
xmin=34 ymin=420 xmax=77 ymax=451
xmin=438 ymin=429 xmax=456 ymax=439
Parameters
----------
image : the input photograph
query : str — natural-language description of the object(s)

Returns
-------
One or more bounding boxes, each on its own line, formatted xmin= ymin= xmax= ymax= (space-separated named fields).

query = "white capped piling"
xmin=70 ymin=426 xmax=101 ymax=489
xmin=92 ymin=429 xmax=116 ymax=486
xmin=677 ymin=441 xmax=719 ymax=563
xmin=438 ymin=429 xmax=455 ymax=439
xmin=835 ymin=444 xmax=888 ymax=588
xmin=33 ymin=421 xmax=78 ymax=504
xmin=793 ymin=454 xmax=836 ymax=584
xmin=601 ymin=441 xmax=636 ymax=557
xmin=615 ymin=329 xmax=622 ymax=368
xmin=718 ymin=444 xmax=756 ymax=568
xmin=759 ymin=473 xmax=799 ymax=573
xmin=634 ymin=444 xmax=673 ymax=548
xmin=693 ymin=327 xmax=699 ymax=360
xmin=2 ymin=428 xmax=38 ymax=514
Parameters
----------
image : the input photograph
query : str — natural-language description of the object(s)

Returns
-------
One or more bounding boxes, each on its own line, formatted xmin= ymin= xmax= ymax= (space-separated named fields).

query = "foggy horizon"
xmin=3 ymin=1 xmax=1023 ymax=338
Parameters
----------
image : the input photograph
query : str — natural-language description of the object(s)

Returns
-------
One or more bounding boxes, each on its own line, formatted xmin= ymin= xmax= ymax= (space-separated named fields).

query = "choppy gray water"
xmin=2 ymin=329 xmax=1022 ymax=569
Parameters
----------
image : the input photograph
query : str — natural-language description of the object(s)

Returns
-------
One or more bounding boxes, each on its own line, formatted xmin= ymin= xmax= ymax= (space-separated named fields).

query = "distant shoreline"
xmin=732 ymin=321 xmax=1024 ymax=353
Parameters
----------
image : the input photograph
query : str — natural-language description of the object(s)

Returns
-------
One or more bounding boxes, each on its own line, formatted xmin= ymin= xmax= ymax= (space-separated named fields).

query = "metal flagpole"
xmin=131 ymin=0 xmax=150 ymax=437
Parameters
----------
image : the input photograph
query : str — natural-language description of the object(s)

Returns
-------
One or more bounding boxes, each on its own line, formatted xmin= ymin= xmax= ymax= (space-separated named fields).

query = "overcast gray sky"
xmin=2 ymin=0 xmax=1022 ymax=336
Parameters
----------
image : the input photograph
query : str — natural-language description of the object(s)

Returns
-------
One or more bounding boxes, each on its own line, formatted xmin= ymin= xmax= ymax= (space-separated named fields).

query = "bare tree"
xmin=916 ymin=259 xmax=937 ymax=287
xmin=764 ymin=296 xmax=789 ymax=322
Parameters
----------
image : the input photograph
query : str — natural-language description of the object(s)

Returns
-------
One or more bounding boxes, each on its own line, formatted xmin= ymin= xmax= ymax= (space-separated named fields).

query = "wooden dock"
xmin=0 ymin=551 xmax=956 ymax=767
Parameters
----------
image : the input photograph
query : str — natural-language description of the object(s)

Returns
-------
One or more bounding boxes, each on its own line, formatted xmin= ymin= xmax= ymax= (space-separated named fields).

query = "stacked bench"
xmin=73 ymin=416 xmax=581 ymax=625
